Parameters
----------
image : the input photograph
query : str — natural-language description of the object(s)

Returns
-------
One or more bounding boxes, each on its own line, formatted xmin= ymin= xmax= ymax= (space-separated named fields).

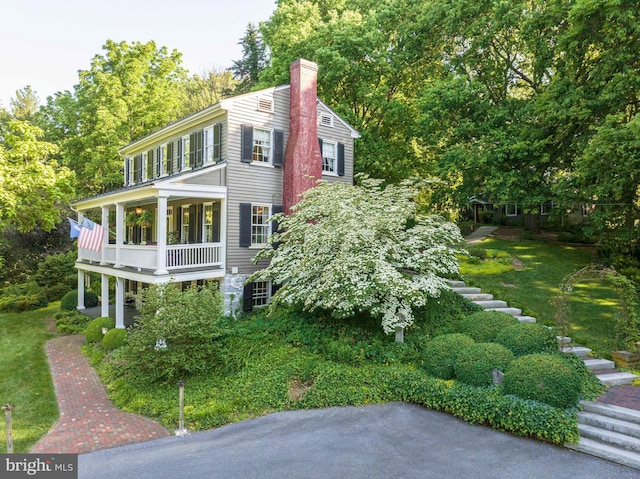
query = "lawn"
xmin=460 ymin=234 xmax=625 ymax=357
xmin=0 ymin=303 xmax=59 ymax=453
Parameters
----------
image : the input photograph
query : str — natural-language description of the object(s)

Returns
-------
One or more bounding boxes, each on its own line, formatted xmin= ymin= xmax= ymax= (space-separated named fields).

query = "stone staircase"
xmin=450 ymin=279 xmax=640 ymax=469
xmin=566 ymin=401 xmax=640 ymax=470
xmin=449 ymin=280 xmax=638 ymax=387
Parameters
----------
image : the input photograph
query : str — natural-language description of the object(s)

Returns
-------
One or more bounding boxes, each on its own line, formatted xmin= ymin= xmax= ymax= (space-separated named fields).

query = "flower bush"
xmin=250 ymin=177 xmax=464 ymax=334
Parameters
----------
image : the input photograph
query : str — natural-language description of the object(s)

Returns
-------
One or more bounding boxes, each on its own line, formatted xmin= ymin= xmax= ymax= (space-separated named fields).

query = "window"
xmin=181 ymin=205 xmax=190 ymax=243
xmin=203 ymin=203 xmax=213 ymax=242
xmin=141 ymin=153 xmax=148 ymax=181
xmin=125 ymin=157 xmax=133 ymax=185
xmin=252 ymin=128 xmax=271 ymax=163
xmin=166 ymin=206 xmax=174 ymax=240
xmin=181 ymin=135 xmax=190 ymax=171
xmin=321 ymin=140 xmax=337 ymax=174
xmin=252 ymin=281 xmax=271 ymax=307
xmin=540 ymin=201 xmax=553 ymax=216
xmin=505 ymin=203 xmax=518 ymax=217
xmin=251 ymin=205 xmax=270 ymax=245
xmin=161 ymin=144 xmax=168 ymax=176
xmin=204 ymin=124 xmax=221 ymax=163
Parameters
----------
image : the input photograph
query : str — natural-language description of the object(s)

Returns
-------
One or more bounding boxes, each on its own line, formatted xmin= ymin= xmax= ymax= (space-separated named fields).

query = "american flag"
xmin=78 ymin=217 xmax=105 ymax=252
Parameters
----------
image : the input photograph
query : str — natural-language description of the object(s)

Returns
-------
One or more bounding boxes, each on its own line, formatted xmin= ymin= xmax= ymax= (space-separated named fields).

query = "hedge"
xmin=103 ymin=328 xmax=127 ymax=350
xmin=61 ymin=290 xmax=99 ymax=311
xmin=503 ymin=354 xmax=582 ymax=409
xmin=454 ymin=343 xmax=515 ymax=386
xmin=458 ymin=310 xmax=519 ymax=342
xmin=495 ymin=323 xmax=557 ymax=357
xmin=423 ymin=333 xmax=475 ymax=379
xmin=85 ymin=317 xmax=116 ymax=343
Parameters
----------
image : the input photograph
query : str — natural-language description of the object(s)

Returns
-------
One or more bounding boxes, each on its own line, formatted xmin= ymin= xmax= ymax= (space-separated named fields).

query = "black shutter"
xmin=156 ymin=147 xmax=162 ymax=177
xmin=243 ymin=283 xmax=253 ymax=312
xmin=124 ymin=159 xmax=130 ymax=185
xmin=271 ymin=205 xmax=283 ymax=249
xmin=189 ymin=204 xmax=197 ymax=243
xmin=193 ymin=130 xmax=203 ymax=168
xmin=318 ymin=138 xmax=324 ymax=172
xmin=318 ymin=138 xmax=323 ymax=153
xmin=166 ymin=143 xmax=174 ymax=174
xmin=195 ymin=204 xmax=203 ymax=243
xmin=189 ymin=133 xmax=196 ymax=168
xmin=239 ymin=203 xmax=252 ymax=247
xmin=147 ymin=150 xmax=154 ymax=179
xmin=177 ymin=140 xmax=183 ymax=172
xmin=241 ymin=125 xmax=253 ymax=163
xmin=337 ymin=142 xmax=345 ymax=177
xmin=214 ymin=123 xmax=222 ymax=161
xmin=134 ymin=155 xmax=142 ymax=183
xmin=273 ymin=130 xmax=284 ymax=167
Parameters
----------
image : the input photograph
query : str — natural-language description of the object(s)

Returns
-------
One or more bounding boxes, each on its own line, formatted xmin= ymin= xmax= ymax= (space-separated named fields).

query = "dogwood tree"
xmin=250 ymin=177 xmax=464 ymax=336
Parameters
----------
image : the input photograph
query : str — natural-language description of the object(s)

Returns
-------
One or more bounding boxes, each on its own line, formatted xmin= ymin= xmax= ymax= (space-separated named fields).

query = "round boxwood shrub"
xmin=503 ymin=353 xmax=582 ymax=409
xmin=423 ymin=333 xmax=475 ymax=379
xmin=454 ymin=342 xmax=515 ymax=386
xmin=458 ymin=310 xmax=519 ymax=342
xmin=60 ymin=290 xmax=99 ymax=311
xmin=495 ymin=323 xmax=557 ymax=357
xmin=85 ymin=317 xmax=116 ymax=343
xmin=102 ymin=328 xmax=127 ymax=350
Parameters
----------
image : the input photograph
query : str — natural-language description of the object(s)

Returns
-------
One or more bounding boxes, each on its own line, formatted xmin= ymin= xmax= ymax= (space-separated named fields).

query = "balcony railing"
xmin=79 ymin=243 xmax=224 ymax=272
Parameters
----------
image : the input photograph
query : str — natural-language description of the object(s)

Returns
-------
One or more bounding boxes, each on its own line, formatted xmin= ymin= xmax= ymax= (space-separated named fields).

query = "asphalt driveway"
xmin=78 ymin=402 xmax=637 ymax=479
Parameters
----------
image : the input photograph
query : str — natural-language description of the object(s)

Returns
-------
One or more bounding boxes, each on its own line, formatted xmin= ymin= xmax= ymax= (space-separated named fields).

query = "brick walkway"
xmin=597 ymin=385 xmax=640 ymax=411
xmin=31 ymin=335 xmax=170 ymax=454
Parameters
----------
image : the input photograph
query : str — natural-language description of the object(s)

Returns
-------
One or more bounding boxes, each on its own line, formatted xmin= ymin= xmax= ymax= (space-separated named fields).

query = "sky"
xmin=0 ymin=0 xmax=278 ymax=108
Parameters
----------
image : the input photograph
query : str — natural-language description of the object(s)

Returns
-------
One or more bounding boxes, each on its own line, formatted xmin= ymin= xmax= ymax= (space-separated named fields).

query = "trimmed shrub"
xmin=503 ymin=353 xmax=582 ymax=409
xmin=458 ymin=310 xmax=519 ymax=342
xmin=423 ymin=333 xmax=475 ymax=379
xmin=495 ymin=323 xmax=557 ymax=357
xmin=454 ymin=342 xmax=515 ymax=386
xmin=60 ymin=290 xmax=99 ymax=311
xmin=85 ymin=317 xmax=116 ymax=343
xmin=415 ymin=289 xmax=483 ymax=337
xmin=103 ymin=328 xmax=127 ymax=350
xmin=54 ymin=310 xmax=92 ymax=334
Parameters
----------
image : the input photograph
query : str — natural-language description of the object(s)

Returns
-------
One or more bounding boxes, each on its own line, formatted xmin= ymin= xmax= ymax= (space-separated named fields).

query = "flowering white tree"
xmin=250 ymin=177 xmax=464 ymax=336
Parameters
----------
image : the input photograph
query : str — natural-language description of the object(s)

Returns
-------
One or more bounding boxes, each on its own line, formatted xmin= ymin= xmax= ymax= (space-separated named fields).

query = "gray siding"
xmin=317 ymin=103 xmax=355 ymax=184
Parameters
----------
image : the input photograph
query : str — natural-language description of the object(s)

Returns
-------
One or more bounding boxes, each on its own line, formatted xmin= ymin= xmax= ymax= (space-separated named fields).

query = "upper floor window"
xmin=251 ymin=205 xmax=271 ymax=245
xmin=252 ymin=128 xmax=271 ymax=163
xmin=181 ymin=135 xmax=190 ymax=171
xmin=321 ymin=140 xmax=337 ymax=174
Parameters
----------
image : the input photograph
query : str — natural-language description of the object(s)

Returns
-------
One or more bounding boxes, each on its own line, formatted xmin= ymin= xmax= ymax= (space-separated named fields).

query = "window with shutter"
xmin=241 ymin=125 xmax=253 ymax=163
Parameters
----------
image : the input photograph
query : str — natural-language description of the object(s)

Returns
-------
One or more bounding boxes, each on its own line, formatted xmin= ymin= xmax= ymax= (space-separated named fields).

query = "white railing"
xmin=167 ymin=243 xmax=223 ymax=270
xmin=79 ymin=243 xmax=223 ymax=272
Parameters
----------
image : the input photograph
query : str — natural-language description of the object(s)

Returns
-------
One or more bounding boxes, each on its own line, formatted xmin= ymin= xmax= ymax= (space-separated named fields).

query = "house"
xmin=72 ymin=59 xmax=360 ymax=327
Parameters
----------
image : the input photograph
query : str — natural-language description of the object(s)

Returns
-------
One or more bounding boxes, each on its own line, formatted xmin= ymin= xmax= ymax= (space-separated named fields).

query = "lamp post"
xmin=175 ymin=381 xmax=188 ymax=436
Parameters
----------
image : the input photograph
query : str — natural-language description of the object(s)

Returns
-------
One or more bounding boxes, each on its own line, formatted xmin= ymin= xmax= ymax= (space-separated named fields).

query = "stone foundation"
xmin=220 ymin=273 xmax=247 ymax=317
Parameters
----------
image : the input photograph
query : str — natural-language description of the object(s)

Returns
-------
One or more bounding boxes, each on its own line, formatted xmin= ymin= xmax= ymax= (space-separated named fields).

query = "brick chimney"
xmin=283 ymin=59 xmax=322 ymax=215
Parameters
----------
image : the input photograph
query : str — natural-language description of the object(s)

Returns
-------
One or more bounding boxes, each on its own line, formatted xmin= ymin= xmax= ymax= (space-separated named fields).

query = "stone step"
xmin=566 ymin=437 xmax=640 ymax=470
xmin=460 ymin=293 xmax=494 ymax=301
xmin=557 ymin=335 xmax=571 ymax=345
xmin=448 ymin=280 xmax=466 ymax=288
xmin=473 ymin=300 xmax=508 ymax=309
xmin=561 ymin=346 xmax=592 ymax=357
xmin=515 ymin=315 xmax=536 ymax=323
xmin=583 ymin=358 xmax=615 ymax=371
xmin=485 ymin=307 xmax=522 ymax=316
xmin=451 ymin=287 xmax=482 ymax=295
xmin=578 ymin=411 xmax=640 ymax=440
xmin=578 ymin=424 xmax=640 ymax=453
xmin=596 ymin=372 xmax=639 ymax=386
xmin=581 ymin=402 xmax=640 ymax=425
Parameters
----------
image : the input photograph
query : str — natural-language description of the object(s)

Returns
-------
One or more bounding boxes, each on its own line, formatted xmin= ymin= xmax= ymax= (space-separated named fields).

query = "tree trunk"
xmin=524 ymin=213 xmax=540 ymax=234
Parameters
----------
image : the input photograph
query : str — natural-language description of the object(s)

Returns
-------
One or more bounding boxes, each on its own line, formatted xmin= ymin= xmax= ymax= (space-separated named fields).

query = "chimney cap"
xmin=291 ymin=58 xmax=318 ymax=72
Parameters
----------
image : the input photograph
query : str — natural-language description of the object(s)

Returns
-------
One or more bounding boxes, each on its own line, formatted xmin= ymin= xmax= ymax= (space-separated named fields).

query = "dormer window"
xmin=257 ymin=96 xmax=274 ymax=113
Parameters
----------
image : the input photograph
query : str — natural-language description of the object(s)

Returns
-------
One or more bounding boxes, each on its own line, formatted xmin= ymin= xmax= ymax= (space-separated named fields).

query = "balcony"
xmin=79 ymin=242 xmax=224 ymax=274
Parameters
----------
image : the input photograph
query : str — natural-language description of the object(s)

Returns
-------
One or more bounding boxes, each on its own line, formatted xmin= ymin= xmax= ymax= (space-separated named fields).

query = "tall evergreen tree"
xmin=231 ymin=22 xmax=268 ymax=93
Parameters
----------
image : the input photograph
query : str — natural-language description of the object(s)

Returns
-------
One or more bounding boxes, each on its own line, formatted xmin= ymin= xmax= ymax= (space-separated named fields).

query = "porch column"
xmin=115 ymin=277 xmax=125 ymax=329
xmin=219 ymin=197 xmax=227 ymax=271
xmin=155 ymin=194 xmax=168 ymax=275
xmin=115 ymin=202 xmax=124 ymax=268
xmin=101 ymin=274 xmax=109 ymax=318
xmin=77 ymin=269 xmax=85 ymax=310
xmin=100 ymin=206 xmax=109 ymax=265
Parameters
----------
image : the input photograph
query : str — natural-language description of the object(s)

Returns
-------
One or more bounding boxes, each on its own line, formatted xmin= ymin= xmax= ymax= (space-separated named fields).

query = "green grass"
xmin=460 ymin=237 xmax=624 ymax=357
xmin=0 ymin=303 xmax=59 ymax=452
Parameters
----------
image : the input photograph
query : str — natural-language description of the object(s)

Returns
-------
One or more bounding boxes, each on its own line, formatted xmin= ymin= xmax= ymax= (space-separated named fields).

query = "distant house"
xmin=72 ymin=59 xmax=360 ymax=327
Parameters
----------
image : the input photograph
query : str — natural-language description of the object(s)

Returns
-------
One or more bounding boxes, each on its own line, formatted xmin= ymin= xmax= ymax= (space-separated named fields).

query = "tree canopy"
xmin=250 ymin=178 xmax=463 ymax=334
